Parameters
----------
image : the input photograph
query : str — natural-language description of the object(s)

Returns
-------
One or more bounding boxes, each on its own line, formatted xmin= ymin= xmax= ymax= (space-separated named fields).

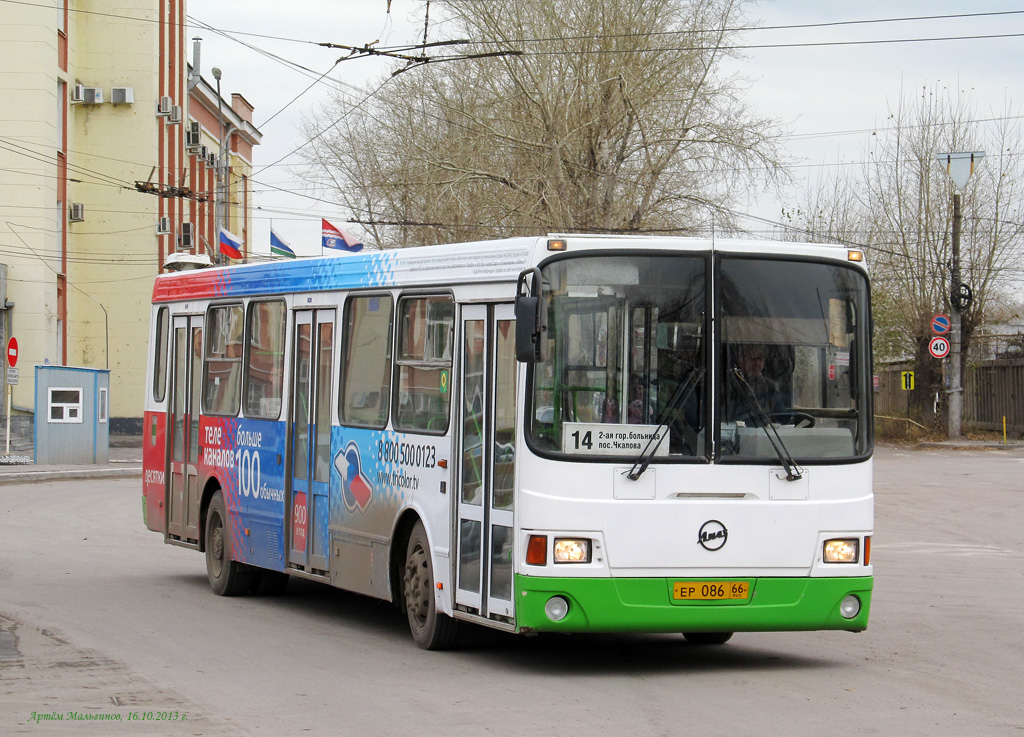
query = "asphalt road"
xmin=1 ymin=445 xmax=1022 ymax=736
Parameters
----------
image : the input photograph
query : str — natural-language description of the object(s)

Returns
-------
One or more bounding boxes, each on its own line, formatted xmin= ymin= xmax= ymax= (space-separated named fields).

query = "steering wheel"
xmin=768 ymin=411 xmax=815 ymax=428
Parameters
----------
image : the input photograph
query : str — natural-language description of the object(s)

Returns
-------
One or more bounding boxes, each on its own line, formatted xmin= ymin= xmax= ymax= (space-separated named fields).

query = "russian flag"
xmin=322 ymin=218 xmax=363 ymax=252
xmin=218 ymin=228 xmax=243 ymax=260
xmin=270 ymin=227 xmax=296 ymax=258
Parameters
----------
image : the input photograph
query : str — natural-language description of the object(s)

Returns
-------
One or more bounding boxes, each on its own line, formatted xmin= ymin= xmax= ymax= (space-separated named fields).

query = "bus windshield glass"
xmin=719 ymin=257 xmax=870 ymax=460
xmin=528 ymin=254 xmax=707 ymax=458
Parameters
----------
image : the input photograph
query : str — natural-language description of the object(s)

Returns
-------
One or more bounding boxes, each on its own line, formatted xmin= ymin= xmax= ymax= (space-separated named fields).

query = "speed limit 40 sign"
xmin=929 ymin=335 xmax=951 ymax=359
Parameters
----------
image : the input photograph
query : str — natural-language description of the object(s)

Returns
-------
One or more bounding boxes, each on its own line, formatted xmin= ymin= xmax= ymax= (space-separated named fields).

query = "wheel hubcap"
xmin=404 ymin=543 xmax=430 ymax=627
xmin=210 ymin=515 xmax=224 ymax=578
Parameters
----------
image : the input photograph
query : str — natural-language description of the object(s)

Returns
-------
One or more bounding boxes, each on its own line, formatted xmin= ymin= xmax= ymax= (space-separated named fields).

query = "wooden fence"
xmin=875 ymin=358 xmax=1024 ymax=434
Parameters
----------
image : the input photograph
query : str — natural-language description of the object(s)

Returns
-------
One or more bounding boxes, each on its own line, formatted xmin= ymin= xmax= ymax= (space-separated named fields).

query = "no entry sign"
xmin=6 ymin=337 xmax=16 ymax=368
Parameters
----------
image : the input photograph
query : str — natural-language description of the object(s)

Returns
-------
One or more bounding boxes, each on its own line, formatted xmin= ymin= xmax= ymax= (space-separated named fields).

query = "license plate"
xmin=673 ymin=581 xmax=750 ymax=601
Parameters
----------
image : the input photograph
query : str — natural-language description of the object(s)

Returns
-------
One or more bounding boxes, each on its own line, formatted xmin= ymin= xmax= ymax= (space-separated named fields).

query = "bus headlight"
xmin=553 ymin=538 xmax=591 ymax=563
xmin=823 ymin=538 xmax=860 ymax=564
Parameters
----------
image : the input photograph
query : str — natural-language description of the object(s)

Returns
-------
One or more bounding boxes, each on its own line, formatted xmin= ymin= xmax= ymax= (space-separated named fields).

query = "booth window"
xmin=49 ymin=387 xmax=83 ymax=423
xmin=98 ymin=388 xmax=108 ymax=423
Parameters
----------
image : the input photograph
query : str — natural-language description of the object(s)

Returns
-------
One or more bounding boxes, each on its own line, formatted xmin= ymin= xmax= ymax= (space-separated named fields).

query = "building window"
xmin=49 ymin=387 xmax=83 ymax=423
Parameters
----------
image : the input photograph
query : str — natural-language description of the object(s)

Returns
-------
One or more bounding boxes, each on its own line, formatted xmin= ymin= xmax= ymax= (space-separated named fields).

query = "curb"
xmin=916 ymin=442 xmax=1024 ymax=451
xmin=0 ymin=467 xmax=142 ymax=485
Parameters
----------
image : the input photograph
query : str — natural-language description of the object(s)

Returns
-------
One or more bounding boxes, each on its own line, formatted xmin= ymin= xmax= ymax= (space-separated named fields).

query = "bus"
xmin=142 ymin=235 xmax=873 ymax=649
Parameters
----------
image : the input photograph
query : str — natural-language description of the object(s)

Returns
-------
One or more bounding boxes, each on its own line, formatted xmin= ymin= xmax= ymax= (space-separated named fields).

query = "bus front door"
xmin=167 ymin=314 xmax=203 ymax=545
xmin=288 ymin=309 xmax=335 ymax=573
xmin=455 ymin=304 xmax=517 ymax=620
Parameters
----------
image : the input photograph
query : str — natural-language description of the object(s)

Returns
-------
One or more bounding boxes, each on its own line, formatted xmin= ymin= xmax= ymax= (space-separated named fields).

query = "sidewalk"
xmin=0 ymin=435 xmax=1020 ymax=486
xmin=0 ymin=438 xmax=142 ymax=485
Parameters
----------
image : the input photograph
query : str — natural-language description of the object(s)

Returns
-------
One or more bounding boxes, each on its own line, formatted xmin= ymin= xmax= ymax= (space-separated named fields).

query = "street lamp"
xmin=211 ymin=66 xmax=224 ymax=265
xmin=936 ymin=150 xmax=985 ymax=439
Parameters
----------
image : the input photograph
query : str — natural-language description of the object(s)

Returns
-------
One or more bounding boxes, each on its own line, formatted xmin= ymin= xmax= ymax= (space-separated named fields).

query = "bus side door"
xmin=455 ymin=304 xmax=517 ymax=620
xmin=288 ymin=308 xmax=335 ymax=573
xmin=167 ymin=314 xmax=203 ymax=545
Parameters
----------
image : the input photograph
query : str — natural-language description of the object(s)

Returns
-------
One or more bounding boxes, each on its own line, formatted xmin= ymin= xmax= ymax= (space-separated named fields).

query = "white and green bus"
xmin=144 ymin=234 xmax=873 ymax=649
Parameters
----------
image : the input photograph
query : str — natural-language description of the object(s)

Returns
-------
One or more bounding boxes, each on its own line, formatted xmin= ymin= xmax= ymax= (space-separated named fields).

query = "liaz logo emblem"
xmin=697 ymin=520 xmax=728 ymax=551
xmin=335 ymin=441 xmax=373 ymax=513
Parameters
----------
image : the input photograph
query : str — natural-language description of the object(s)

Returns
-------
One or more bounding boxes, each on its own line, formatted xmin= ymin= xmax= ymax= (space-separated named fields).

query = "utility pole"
xmin=936 ymin=151 xmax=984 ymax=439
xmin=949 ymin=190 xmax=963 ymax=438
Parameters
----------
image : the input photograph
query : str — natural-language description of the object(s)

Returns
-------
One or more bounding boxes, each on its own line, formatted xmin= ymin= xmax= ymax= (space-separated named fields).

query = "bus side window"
xmin=394 ymin=295 xmax=453 ymax=434
xmin=340 ymin=294 xmax=394 ymax=428
xmin=244 ymin=300 xmax=287 ymax=419
xmin=153 ymin=306 xmax=169 ymax=402
xmin=204 ymin=303 xmax=244 ymax=417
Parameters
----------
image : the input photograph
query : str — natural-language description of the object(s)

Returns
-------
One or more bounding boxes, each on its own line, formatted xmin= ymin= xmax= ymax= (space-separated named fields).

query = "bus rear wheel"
xmin=683 ymin=632 xmax=733 ymax=645
xmin=205 ymin=491 xmax=254 ymax=596
xmin=403 ymin=521 xmax=461 ymax=650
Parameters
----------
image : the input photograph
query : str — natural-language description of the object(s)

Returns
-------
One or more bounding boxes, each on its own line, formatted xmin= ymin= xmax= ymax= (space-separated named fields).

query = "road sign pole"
xmin=4 ymin=336 xmax=15 ymax=455
xmin=949 ymin=192 xmax=963 ymax=439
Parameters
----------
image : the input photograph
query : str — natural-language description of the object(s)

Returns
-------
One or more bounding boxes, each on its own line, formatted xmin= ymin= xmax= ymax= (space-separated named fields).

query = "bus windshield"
xmin=526 ymin=253 xmax=871 ymax=462
xmin=528 ymin=254 xmax=707 ymax=458
xmin=719 ymin=257 xmax=870 ymax=461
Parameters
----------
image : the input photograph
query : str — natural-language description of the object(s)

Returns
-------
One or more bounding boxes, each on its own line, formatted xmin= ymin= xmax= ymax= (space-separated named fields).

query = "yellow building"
xmin=0 ymin=1 xmax=260 ymax=436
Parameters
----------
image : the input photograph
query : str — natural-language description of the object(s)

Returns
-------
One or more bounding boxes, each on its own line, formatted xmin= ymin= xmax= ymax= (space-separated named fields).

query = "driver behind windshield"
xmin=727 ymin=343 xmax=787 ymax=424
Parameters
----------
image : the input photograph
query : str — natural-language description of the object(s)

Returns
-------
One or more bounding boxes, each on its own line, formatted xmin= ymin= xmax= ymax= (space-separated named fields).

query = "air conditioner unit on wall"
xmin=110 ymin=87 xmax=134 ymax=105
xmin=198 ymin=145 xmax=208 ymax=160
xmin=69 ymin=203 xmax=85 ymax=222
xmin=156 ymin=216 xmax=170 ymax=235
xmin=158 ymin=96 xmax=172 ymax=115
xmin=82 ymin=87 xmax=103 ymax=104
xmin=70 ymin=84 xmax=84 ymax=103
xmin=179 ymin=222 xmax=194 ymax=249
xmin=168 ymin=105 xmax=182 ymax=124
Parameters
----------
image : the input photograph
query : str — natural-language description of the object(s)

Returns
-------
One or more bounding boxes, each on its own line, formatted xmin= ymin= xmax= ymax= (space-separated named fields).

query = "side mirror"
xmin=515 ymin=268 xmax=548 ymax=363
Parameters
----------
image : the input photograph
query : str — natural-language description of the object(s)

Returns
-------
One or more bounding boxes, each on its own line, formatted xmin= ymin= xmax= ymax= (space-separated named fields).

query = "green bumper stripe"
xmin=515 ymin=575 xmax=872 ymax=633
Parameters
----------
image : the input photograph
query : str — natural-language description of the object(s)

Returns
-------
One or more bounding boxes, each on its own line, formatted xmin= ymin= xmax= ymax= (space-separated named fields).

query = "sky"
xmin=184 ymin=0 xmax=1024 ymax=257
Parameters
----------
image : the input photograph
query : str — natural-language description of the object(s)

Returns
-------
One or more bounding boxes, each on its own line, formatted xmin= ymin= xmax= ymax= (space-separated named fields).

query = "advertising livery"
xmin=144 ymin=235 xmax=874 ymax=650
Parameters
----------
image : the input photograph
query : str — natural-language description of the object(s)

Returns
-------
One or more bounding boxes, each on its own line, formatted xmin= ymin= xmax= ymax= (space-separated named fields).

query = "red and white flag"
xmin=322 ymin=219 xmax=363 ymax=252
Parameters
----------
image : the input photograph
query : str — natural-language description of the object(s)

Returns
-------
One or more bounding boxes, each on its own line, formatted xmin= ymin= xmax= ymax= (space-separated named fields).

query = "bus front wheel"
xmin=205 ymin=491 xmax=254 ymax=596
xmin=403 ymin=521 xmax=461 ymax=650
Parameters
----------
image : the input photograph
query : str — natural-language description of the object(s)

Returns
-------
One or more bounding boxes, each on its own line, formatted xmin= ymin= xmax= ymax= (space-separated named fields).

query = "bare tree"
xmin=786 ymin=85 xmax=1024 ymax=425
xmin=302 ymin=0 xmax=786 ymax=246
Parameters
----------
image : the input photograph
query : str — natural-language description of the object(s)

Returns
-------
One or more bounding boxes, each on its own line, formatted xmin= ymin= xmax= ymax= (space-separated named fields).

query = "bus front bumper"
xmin=514 ymin=575 xmax=872 ymax=634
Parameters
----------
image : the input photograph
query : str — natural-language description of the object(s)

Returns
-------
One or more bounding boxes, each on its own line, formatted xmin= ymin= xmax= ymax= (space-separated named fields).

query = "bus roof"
xmin=152 ymin=235 xmax=861 ymax=303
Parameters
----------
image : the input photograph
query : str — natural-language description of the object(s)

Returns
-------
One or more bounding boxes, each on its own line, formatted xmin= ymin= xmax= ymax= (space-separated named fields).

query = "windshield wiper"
xmin=626 ymin=367 xmax=705 ymax=481
xmin=728 ymin=368 xmax=804 ymax=481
